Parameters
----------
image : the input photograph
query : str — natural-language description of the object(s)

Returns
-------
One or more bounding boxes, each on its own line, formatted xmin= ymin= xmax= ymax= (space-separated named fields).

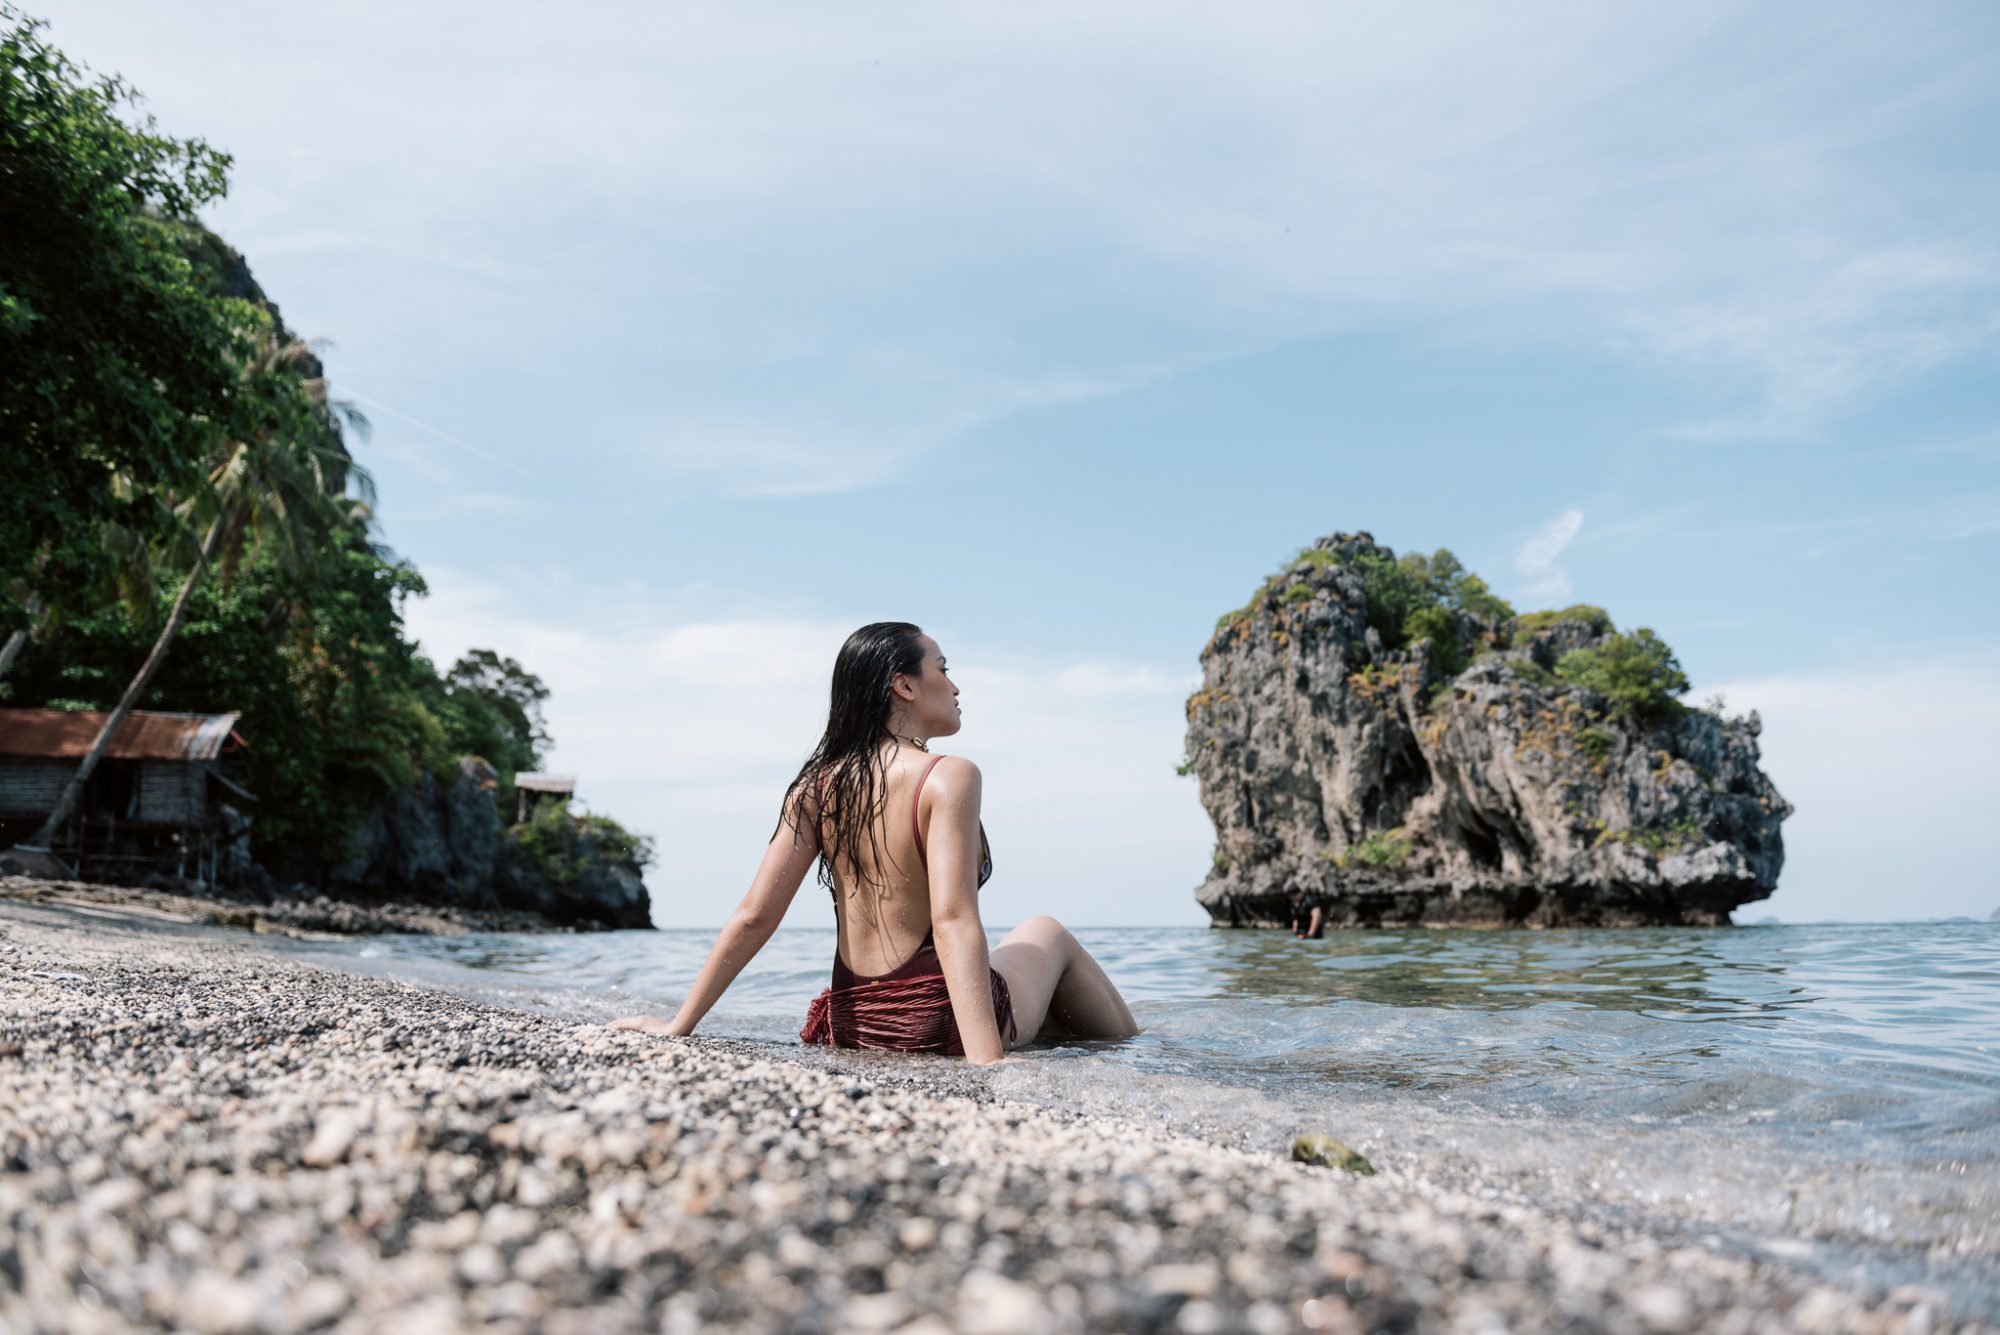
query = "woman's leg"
xmin=990 ymin=915 xmax=1138 ymax=1047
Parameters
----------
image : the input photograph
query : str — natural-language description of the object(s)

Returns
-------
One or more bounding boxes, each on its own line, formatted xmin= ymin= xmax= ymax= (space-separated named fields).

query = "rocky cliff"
xmin=1186 ymin=532 xmax=1790 ymax=928
xmin=326 ymin=758 xmax=651 ymax=930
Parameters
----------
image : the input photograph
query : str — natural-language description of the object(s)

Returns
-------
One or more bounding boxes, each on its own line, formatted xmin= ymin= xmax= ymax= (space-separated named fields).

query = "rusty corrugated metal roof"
xmin=0 ymin=708 xmax=247 ymax=762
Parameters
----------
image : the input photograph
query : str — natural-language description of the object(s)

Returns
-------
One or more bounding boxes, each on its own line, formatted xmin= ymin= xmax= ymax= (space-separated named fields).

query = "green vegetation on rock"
xmin=1209 ymin=537 xmax=1691 ymax=721
xmin=1555 ymin=628 xmax=1689 ymax=721
xmin=1593 ymin=816 xmax=1703 ymax=856
xmin=1352 ymin=547 xmax=1514 ymax=656
xmin=1574 ymin=727 xmax=1615 ymax=762
xmin=1215 ymin=541 xmax=1518 ymax=683
xmin=1189 ymin=530 xmax=1787 ymax=929
xmin=1291 ymin=1133 xmax=1376 ymax=1175
xmin=1342 ymin=828 xmax=1412 ymax=871
xmin=511 ymin=799 xmax=656 ymax=889
xmin=1512 ymin=604 xmax=1614 ymax=638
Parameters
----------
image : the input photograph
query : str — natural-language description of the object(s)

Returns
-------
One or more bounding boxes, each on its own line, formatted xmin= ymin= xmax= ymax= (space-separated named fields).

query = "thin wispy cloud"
xmin=1644 ymin=246 xmax=2000 ymax=442
xmin=343 ymin=390 xmax=534 ymax=479
xmin=35 ymin=0 xmax=1997 ymax=925
xmin=632 ymin=357 xmax=1195 ymax=496
xmin=1515 ymin=510 xmax=1584 ymax=600
xmin=45 ymin=1 xmax=2000 ymax=493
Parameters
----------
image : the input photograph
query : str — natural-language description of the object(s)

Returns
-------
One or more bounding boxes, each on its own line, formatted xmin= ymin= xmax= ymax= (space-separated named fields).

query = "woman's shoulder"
xmin=924 ymin=752 xmax=982 ymax=791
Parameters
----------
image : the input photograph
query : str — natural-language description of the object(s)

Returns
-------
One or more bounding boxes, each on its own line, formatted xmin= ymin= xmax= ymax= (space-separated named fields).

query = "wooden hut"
xmin=0 ymin=708 xmax=252 ymax=883
xmin=513 ymin=772 xmax=576 ymax=824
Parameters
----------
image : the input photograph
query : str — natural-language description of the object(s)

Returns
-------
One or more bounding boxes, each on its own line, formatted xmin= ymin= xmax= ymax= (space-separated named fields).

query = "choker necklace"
xmin=890 ymin=733 xmax=930 ymax=752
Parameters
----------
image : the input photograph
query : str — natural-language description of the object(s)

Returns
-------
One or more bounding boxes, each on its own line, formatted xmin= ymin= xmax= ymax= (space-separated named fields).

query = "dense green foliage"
xmin=1218 ymin=542 xmax=1515 ymax=680
xmin=1352 ymin=547 xmax=1515 ymax=657
xmin=0 ymin=15 xmax=647 ymax=886
xmin=2 ymin=540 xmax=556 ymax=873
xmin=0 ymin=8 xmax=252 ymax=623
xmin=512 ymin=799 xmax=656 ymax=888
xmin=1574 ymin=726 xmax=1615 ymax=761
xmin=1593 ymin=816 xmax=1702 ymax=855
xmin=1342 ymin=827 xmax=1412 ymax=871
xmin=1512 ymin=604 xmax=1614 ymax=638
xmin=1212 ymin=538 xmax=1693 ymax=720
xmin=1555 ymin=628 xmax=1690 ymax=721
xmin=440 ymin=650 xmax=551 ymax=784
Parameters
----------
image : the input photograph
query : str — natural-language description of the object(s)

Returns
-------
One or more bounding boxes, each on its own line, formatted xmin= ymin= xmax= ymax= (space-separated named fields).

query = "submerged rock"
xmin=1187 ymin=532 xmax=1789 ymax=928
xmin=1292 ymin=1133 xmax=1376 ymax=1175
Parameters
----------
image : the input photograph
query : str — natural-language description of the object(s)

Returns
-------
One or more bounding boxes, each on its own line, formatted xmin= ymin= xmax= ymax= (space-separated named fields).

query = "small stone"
xmin=1178 ymin=1300 xmax=1226 ymax=1335
xmin=184 ymin=1276 xmax=265 ymax=1334
xmin=410 ymin=1210 xmax=481 ymax=1251
xmin=1628 ymin=1284 xmax=1694 ymax=1331
xmin=301 ymin=1109 xmax=364 ymax=1167
xmin=483 ymin=1204 xmax=541 ymax=1247
xmin=457 ymin=1243 xmax=507 ymax=1286
xmin=1145 ymin=1262 xmax=1221 ymax=1298
xmin=80 ymin=1176 xmax=146 ymax=1216
xmin=839 ymin=1291 xmax=915 ymax=1331
xmin=514 ymin=1230 xmax=579 ymax=1282
xmin=282 ymin=1276 xmax=349 ymax=1329
xmin=955 ymin=1269 xmax=1048 ymax=1335
xmin=1291 ymin=1134 xmax=1375 ymax=1176
xmin=482 ymin=1281 xmax=544 ymax=1322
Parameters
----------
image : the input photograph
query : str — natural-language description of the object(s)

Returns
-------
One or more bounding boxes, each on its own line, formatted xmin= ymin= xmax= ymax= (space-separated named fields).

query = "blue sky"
xmin=41 ymin=1 xmax=2000 ymax=925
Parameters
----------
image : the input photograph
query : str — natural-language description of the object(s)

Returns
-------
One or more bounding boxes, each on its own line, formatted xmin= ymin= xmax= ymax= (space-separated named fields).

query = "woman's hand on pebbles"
xmin=605 ymin=1015 xmax=683 ymax=1036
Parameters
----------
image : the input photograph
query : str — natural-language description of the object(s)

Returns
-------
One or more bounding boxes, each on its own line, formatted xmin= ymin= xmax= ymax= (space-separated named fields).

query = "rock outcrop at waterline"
xmin=1186 ymin=532 xmax=1790 ymax=928
xmin=326 ymin=758 xmax=652 ymax=930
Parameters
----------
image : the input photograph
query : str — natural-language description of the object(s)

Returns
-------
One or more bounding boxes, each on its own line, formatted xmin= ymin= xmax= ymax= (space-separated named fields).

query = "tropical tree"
xmin=0 ymin=501 xmax=175 ymax=690
xmin=441 ymin=650 xmax=552 ymax=780
xmin=18 ymin=320 xmax=372 ymax=855
xmin=0 ymin=594 xmax=44 ymax=681
xmin=0 ymin=8 xmax=251 ymax=627
xmin=1555 ymin=628 xmax=1690 ymax=721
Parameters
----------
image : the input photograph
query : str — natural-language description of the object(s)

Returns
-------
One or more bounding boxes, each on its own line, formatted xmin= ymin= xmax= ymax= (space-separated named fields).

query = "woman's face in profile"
xmin=907 ymin=634 xmax=962 ymax=737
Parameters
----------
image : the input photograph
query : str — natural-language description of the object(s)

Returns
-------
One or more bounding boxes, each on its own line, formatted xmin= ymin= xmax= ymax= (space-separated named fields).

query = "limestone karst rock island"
xmin=1186 ymin=532 xmax=1790 ymax=928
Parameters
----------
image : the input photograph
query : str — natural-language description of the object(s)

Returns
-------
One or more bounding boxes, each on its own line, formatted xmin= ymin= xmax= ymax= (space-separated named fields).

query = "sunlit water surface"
xmin=262 ymin=920 xmax=2000 ymax=1309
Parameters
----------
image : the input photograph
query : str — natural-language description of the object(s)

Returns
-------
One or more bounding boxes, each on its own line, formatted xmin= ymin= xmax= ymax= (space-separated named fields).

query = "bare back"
xmin=828 ymin=749 xmax=943 ymax=977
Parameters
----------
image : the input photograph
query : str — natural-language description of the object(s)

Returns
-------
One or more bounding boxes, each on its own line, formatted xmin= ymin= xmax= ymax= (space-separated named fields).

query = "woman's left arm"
xmin=608 ymin=792 xmax=820 ymax=1037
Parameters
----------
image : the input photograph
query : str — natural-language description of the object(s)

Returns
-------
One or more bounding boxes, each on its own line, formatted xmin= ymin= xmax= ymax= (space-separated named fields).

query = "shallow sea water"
xmin=262 ymin=920 xmax=2000 ymax=1311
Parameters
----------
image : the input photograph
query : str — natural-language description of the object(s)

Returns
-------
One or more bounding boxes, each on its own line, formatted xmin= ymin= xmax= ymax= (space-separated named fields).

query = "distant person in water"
xmin=1288 ymin=887 xmax=1325 ymax=939
xmin=608 ymin=622 xmax=1139 ymax=1065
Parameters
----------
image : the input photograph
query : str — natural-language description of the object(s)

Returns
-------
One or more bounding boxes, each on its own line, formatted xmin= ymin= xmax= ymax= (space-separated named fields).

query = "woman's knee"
xmin=1004 ymin=913 xmax=1061 ymax=938
xmin=1005 ymin=914 xmax=1076 ymax=953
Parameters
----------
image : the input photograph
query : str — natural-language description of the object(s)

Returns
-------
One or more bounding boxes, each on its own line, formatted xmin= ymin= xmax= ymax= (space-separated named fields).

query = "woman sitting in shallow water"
xmin=609 ymin=622 xmax=1138 ymax=1064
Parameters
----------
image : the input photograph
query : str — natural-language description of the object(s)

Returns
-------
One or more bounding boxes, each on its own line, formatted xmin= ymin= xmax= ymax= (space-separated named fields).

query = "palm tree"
xmin=0 ymin=592 xmax=46 ymax=681
xmin=16 ymin=323 xmax=371 ymax=858
xmin=1 ymin=499 xmax=178 ymax=685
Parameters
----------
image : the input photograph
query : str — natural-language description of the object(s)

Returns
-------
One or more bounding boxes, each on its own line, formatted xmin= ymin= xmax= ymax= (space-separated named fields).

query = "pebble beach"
xmin=1 ymin=898 xmax=1984 ymax=1334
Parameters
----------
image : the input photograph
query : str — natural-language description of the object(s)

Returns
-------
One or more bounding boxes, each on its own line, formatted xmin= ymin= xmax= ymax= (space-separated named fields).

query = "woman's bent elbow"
xmin=730 ymin=906 xmax=784 ymax=939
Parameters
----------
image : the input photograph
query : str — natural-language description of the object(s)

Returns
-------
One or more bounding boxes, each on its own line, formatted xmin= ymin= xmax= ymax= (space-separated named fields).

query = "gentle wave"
xmin=261 ymin=919 xmax=2000 ymax=1303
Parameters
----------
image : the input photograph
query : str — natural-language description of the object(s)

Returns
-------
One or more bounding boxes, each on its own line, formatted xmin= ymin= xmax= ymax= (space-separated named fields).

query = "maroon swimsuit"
xmin=800 ymin=755 xmax=1018 ymax=1054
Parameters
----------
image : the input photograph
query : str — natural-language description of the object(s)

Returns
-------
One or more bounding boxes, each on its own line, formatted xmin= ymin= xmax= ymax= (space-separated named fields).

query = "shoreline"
xmin=1 ymin=903 xmax=1980 ymax=1333
xmin=0 ymin=873 xmax=590 ymax=938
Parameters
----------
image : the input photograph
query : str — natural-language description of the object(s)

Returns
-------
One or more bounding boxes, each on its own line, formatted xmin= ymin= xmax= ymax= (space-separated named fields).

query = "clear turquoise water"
xmin=265 ymin=920 xmax=2000 ymax=1306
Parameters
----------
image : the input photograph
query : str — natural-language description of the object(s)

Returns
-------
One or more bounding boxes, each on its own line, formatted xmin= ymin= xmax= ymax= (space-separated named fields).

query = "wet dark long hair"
xmin=779 ymin=621 xmax=928 ymax=893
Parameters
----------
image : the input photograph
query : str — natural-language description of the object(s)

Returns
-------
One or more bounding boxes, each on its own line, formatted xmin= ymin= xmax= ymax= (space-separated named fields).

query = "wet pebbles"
xmin=0 ymin=875 xmax=569 ymax=938
xmin=0 ymin=905 xmax=1977 ymax=1333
